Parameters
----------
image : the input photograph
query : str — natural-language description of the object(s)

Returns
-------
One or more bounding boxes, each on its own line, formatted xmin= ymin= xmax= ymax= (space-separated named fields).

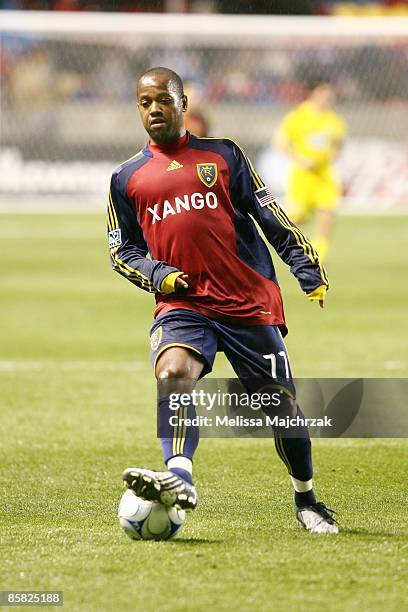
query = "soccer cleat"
xmin=296 ymin=502 xmax=339 ymax=534
xmin=122 ymin=467 xmax=198 ymax=512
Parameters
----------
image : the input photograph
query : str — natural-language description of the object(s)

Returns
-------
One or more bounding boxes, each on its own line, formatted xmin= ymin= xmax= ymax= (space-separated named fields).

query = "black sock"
xmin=295 ymin=489 xmax=317 ymax=508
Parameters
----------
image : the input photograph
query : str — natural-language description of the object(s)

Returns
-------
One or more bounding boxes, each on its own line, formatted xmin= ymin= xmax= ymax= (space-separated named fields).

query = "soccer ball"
xmin=118 ymin=489 xmax=186 ymax=541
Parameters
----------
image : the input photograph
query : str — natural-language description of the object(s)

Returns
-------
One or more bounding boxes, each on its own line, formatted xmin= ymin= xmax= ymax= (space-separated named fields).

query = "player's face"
xmin=313 ymin=84 xmax=335 ymax=109
xmin=137 ymin=75 xmax=187 ymax=145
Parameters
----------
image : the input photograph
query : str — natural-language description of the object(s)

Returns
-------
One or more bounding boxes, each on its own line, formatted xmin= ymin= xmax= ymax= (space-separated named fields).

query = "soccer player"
xmin=108 ymin=67 xmax=338 ymax=534
xmin=276 ymin=79 xmax=346 ymax=261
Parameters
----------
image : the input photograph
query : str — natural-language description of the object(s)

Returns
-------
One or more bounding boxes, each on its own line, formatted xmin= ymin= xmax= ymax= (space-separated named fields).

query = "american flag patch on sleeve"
xmin=254 ymin=187 xmax=276 ymax=207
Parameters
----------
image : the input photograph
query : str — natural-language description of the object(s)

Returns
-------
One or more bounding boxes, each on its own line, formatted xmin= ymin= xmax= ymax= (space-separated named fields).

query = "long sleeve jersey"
xmin=107 ymin=132 xmax=328 ymax=335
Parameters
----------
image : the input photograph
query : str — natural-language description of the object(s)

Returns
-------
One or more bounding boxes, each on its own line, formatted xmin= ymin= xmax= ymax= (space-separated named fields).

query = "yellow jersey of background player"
xmin=277 ymin=79 xmax=346 ymax=260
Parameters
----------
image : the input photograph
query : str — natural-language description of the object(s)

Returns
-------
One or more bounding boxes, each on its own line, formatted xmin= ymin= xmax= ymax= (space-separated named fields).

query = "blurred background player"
xmin=183 ymin=80 xmax=210 ymax=137
xmin=276 ymin=78 xmax=346 ymax=261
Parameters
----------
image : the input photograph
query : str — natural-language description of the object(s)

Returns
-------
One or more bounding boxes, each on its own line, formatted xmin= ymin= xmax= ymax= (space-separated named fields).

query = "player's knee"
xmin=156 ymin=363 xmax=190 ymax=381
xmin=262 ymin=393 xmax=297 ymax=419
xmin=156 ymin=347 xmax=204 ymax=385
xmin=156 ymin=361 xmax=197 ymax=395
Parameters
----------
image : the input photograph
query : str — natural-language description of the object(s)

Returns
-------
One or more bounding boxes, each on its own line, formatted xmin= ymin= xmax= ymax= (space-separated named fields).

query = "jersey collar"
xmin=147 ymin=131 xmax=190 ymax=155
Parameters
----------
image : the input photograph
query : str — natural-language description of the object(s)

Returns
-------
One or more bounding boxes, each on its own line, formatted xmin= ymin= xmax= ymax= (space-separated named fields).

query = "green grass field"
xmin=1 ymin=214 xmax=407 ymax=611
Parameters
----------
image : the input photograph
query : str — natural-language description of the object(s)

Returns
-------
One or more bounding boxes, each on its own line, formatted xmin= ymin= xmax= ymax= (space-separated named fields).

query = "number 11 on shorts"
xmin=263 ymin=351 xmax=290 ymax=379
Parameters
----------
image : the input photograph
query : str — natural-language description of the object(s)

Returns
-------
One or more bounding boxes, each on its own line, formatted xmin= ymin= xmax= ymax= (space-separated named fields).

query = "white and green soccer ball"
xmin=118 ymin=489 xmax=186 ymax=541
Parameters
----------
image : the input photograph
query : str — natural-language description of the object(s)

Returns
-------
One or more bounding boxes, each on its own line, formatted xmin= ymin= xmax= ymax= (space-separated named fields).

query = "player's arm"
xmin=256 ymin=197 xmax=328 ymax=306
xmin=329 ymin=114 xmax=347 ymax=163
xmin=230 ymin=144 xmax=328 ymax=305
xmin=330 ymin=134 xmax=344 ymax=163
xmin=107 ymin=172 xmax=185 ymax=294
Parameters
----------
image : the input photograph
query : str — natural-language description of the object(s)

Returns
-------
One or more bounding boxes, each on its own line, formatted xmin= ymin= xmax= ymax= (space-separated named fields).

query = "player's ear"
xmin=182 ymin=94 xmax=188 ymax=112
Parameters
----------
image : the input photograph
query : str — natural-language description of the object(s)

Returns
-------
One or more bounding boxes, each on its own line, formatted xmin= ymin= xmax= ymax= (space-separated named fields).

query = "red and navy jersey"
xmin=107 ymin=132 xmax=328 ymax=333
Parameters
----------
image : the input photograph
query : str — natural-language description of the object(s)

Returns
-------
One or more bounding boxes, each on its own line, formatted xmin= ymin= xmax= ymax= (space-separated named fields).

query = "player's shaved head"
xmin=137 ymin=66 xmax=187 ymax=145
xmin=137 ymin=67 xmax=184 ymax=99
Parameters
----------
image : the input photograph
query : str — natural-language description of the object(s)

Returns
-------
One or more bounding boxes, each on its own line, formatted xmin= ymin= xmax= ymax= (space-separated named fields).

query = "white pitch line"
xmin=0 ymin=207 xmax=105 ymax=215
xmin=0 ymin=361 xmax=147 ymax=372
xmin=383 ymin=361 xmax=407 ymax=370
xmin=310 ymin=361 xmax=406 ymax=371
xmin=0 ymin=360 xmax=405 ymax=374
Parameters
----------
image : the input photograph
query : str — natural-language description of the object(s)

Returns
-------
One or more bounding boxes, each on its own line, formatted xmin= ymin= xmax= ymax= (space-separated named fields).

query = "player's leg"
xmin=285 ymin=166 xmax=313 ymax=225
xmin=156 ymin=346 xmax=204 ymax=486
xmin=123 ymin=310 xmax=217 ymax=511
xmin=216 ymin=322 xmax=338 ymax=533
xmin=313 ymin=209 xmax=335 ymax=261
xmin=312 ymin=168 xmax=341 ymax=261
xmin=152 ymin=311 xmax=216 ymax=485
xmin=217 ymin=323 xmax=314 ymax=501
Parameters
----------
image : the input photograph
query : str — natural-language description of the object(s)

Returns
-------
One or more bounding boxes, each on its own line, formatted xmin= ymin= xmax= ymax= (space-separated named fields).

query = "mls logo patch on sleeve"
xmin=108 ymin=229 xmax=122 ymax=248
xmin=255 ymin=187 xmax=276 ymax=207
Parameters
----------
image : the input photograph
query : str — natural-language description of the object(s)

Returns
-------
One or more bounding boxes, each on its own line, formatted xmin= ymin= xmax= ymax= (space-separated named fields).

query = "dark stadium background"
xmin=1 ymin=0 xmax=408 ymax=14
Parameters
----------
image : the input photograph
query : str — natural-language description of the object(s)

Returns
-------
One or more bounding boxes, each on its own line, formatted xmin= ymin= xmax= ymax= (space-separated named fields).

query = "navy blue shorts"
xmin=149 ymin=309 xmax=295 ymax=397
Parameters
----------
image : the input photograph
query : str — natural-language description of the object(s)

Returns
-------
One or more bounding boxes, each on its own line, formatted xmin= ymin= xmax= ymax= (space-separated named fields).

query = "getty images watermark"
xmin=167 ymin=389 xmax=332 ymax=429
xmin=157 ymin=379 xmax=408 ymax=438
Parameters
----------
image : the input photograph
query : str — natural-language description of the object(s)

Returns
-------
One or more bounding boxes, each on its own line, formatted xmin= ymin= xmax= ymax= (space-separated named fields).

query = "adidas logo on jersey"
xmin=166 ymin=160 xmax=183 ymax=172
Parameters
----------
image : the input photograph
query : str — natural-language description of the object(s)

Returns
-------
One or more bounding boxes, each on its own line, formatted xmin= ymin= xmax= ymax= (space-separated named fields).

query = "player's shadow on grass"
xmin=168 ymin=537 xmax=223 ymax=545
xmin=340 ymin=527 xmax=401 ymax=538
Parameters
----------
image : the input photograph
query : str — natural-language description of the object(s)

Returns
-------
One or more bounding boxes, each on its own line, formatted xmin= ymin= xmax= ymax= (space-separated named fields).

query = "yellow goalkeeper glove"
xmin=307 ymin=284 xmax=327 ymax=308
xmin=160 ymin=271 xmax=184 ymax=294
